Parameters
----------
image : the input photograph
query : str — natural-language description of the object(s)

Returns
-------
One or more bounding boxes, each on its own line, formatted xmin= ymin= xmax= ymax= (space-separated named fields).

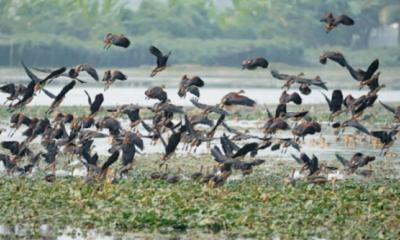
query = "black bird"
xmin=232 ymin=142 xmax=259 ymax=159
xmin=291 ymin=153 xmax=319 ymax=176
xmin=178 ymin=75 xmax=205 ymax=98
xmin=241 ymin=57 xmax=269 ymax=70
xmin=322 ymin=90 xmax=344 ymax=121
xmin=35 ymin=64 xmax=99 ymax=82
xmin=320 ymin=12 xmax=354 ymax=33
xmin=104 ymin=33 xmax=130 ymax=49
xmin=370 ymin=128 xmax=398 ymax=155
xmin=34 ymin=67 xmax=67 ymax=91
xmin=9 ymin=61 xmax=41 ymax=112
xmin=100 ymin=150 xmax=120 ymax=178
xmin=149 ymin=45 xmax=171 ymax=77
xmin=43 ymin=81 xmax=76 ymax=114
xmin=162 ymin=125 xmax=187 ymax=161
xmin=346 ymin=59 xmax=379 ymax=85
xmin=84 ymin=90 xmax=104 ymax=116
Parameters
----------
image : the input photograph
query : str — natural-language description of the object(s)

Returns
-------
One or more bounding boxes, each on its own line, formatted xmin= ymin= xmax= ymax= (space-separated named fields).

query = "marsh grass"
xmin=0 ymin=105 xmax=399 ymax=239
xmin=1 ymin=171 xmax=399 ymax=239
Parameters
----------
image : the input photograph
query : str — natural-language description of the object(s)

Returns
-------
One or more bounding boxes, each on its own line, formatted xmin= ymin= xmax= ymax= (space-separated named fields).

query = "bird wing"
xmin=265 ymin=105 xmax=273 ymax=118
xmin=207 ymin=113 xmax=225 ymax=136
xmin=165 ymin=131 xmax=181 ymax=157
xmin=226 ymin=95 xmax=256 ymax=107
xmin=321 ymin=92 xmax=332 ymax=108
xmin=91 ymin=94 xmax=104 ymax=115
xmin=149 ymin=45 xmax=163 ymax=58
xmin=42 ymin=67 xmax=67 ymax=83
xmin=80 ymin=65 xmax=99 ymax=81
xmin=113 ymin=36 xmax=130 ymax=48
xmin=331 ymin=90 xmax=343 ymax=109
xmin=232 ymin=142 xmax=259 ymax=158
xmin=336 ymin=14 xmax=354 ymax=25
xmin=345 ymin=120 xmax=370 ymax=135
xmin=370 ymin=131 xmax=386 ymax=140
xmin=56 ymin=81 xmax=76 ymax=100
xmin=100 ymin=150 xmax=120 ymax=173
xmin=211 ymin=146 xmax=227 ymax=163
xmin=21 ymin=61 xmax=41 ymax=83
xmin=84 ymin=90 xmax=92 ymax=106
xmin=0 ymin=84 xmax=16 ymax=94
xmin=42 ymin=88 xmax=57 ymax=99
xmin=113 ymin=71 xmax=127 ymax=81
xmin=365 ymin=59 xmax=379 ymax=80
xmin=379 ymin=101 xmax=396 ymax=114
xmin=291 ymin=154 xmax=304 ymax=165
xmin=270 ymin=70 xmax=288 ymax=80
xmin=188 ymin=76 xmax=205 ymax=87
xmin=329 ymin=52 xmax=347 ymax=67
xmin=190 ymin=98 xmax=208 ymax=110
xmin=335 ymin=153 xmax=350 ymax=167
xmin=254 ymin=57 xmax=269 ymax=68
xmin=1 ymin=141 xmax=20 ymax=155
xmin=187 ymin=86 xmax=200 ymax=97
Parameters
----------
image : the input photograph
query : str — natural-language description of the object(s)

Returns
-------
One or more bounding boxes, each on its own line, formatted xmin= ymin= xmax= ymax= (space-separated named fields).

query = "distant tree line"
xmin=0 ymin=0 xmax=399 ymax=67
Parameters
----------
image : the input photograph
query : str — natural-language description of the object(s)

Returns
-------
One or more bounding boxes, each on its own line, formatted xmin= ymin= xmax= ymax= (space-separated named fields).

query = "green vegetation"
xmin=0 ymin=0 xmax=399 ymax=67
xmin=1 ymin=171 xmax=399 ymax=239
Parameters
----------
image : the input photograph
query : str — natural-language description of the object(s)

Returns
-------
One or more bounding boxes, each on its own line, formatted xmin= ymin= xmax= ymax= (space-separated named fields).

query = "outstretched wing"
xmin=42 ymin=88 xmax=57 ymax=99
xmin=84 ymin=90 xmax=92 ymax=106
xmin=336 ymin=14 xmax=354 ymax=26
xmin=335 ymin=153 xmax=350 ymax=167
xmin=21 ymin=61 xmax=41 ymax=83
xmin=149 ymin=45 xmax=163 ymax=58
xmin=379 ymin=101 xmax=396 ymax=114
xmin=364 ymin=59 xmax=379 ymax=80
xmin=80 ymin=65 xmax=99 ymax=81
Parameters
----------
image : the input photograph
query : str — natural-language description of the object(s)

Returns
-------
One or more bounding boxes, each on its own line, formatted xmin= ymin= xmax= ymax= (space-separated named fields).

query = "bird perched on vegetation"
xmin=320 ymin=12 xmax=354 ymax=33
xmin=149 ymin=45 xmax=171 ymax=77
xmin=241 ymin=57 xmax=269 ymax=70
xmin=104 ymin=33 xmax=130 ymax=49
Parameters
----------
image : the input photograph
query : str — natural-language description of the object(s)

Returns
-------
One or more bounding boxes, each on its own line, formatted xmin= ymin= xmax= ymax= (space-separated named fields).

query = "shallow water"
xmin=1 ymin=87 xmax=399 ymax=107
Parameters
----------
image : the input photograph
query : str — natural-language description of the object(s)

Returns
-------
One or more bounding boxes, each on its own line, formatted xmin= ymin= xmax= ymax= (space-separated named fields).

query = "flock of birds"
xmin=0 ymin=12 xmax=398 ymax=186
